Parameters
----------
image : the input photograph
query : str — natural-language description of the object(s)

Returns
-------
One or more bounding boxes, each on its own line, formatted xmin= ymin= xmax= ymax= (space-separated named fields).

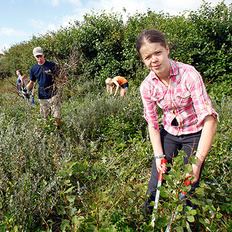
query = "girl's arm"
xmin=186 ymin=115 xmax=217 ymax=183
xmin=112 ymin=79 xmax=120 ymax=97
xmin=20 ymin=81 xmax=24 ymax=90
xmin=149 ymin=125 xmax=167 ymax=174
xmin=184 ymin=67 xmax=218 ymax=184
xmin=106 ymin=84 xmax=111 ymax=93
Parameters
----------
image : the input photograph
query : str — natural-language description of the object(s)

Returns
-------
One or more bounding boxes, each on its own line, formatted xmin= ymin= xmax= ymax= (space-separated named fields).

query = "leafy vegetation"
xmin=1 ymin=2 xmax=231 ymax=88
xmin=0 ymin=1 xmax=231 ymax=231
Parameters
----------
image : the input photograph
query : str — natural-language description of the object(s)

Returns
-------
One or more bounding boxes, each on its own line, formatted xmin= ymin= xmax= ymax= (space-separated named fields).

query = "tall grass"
xmin=0 ymin=78 xmax=231 ymax=231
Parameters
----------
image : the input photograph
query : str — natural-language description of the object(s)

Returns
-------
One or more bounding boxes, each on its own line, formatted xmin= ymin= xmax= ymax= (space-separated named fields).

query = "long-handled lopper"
xmin=165 ymin=179 xmax=191 ymax=232
xmin=150 ymin=157 xmax=168 ymax=227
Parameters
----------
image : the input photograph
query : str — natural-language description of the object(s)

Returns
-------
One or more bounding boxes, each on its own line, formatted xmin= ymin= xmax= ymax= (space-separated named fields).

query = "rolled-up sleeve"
xmin=140 ymin=79 xmax=160 ymax=131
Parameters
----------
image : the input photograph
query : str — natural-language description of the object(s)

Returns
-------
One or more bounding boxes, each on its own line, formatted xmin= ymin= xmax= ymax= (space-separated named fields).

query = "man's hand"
xmin=27 ymin=80 xmax=35 ymax=90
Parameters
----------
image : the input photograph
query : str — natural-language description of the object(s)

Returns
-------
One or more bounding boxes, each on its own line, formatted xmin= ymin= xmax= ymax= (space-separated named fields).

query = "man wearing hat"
xmin=27 ymin=46 xmax=62 ymax=128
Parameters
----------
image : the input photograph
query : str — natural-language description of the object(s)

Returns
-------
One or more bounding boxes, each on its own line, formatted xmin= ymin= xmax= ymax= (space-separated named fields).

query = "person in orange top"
xmin=105 ymin=76 xmax=129 ymax=97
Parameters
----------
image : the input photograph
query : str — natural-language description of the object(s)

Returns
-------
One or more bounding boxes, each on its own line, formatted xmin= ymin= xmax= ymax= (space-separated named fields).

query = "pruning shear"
xmin=150 ymin=157 xmax=168 ymax=227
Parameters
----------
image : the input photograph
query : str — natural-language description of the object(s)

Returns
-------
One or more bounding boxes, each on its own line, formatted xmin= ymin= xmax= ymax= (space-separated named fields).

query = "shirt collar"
xmin=169 ymin=59 xmax=179 ymax=76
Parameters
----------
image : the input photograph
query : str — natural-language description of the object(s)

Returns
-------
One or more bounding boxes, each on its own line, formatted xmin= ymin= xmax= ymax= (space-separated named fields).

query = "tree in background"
xmin=0 ymin=1 xmax=231 ymax=90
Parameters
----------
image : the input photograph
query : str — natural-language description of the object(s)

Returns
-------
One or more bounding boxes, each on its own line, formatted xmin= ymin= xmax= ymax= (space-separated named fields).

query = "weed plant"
xmin=0 ymin=79 xmax=231 ymax=231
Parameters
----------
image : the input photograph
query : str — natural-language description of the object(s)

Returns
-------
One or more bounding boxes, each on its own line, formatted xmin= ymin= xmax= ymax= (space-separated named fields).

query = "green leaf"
xmin=191 ymin=197 xmax=200 ymax=205
xmin=99 ymin=225 xmax=117 ymax=232
xmin=196 ymin=187 xmax=204 ymax=194
xmin=216 ymin=212 xmax=223 ymax=219
xmin=190 ymin=209 xmax=197 ymax=215
xmin=61 ymin=219 xmax=70 ymax=231
xmin=182 ymin=184 xmax=191 ymax=193
xmin=64 ymin=186 xmax=75 ymax=194
xmin=189 ymin=156 xmax=197 ymax=164
xmin=168 ymin=179 xmax=175 ymax=187
xmin=69 ymin=207 xmax=77 ymax=216
xmin=175 ymin=226 xmax=184 ymax=232
xmin=185 ymin=164 xmax=193 ymax=173
xmin=72 ymin=215 xmax=84 ymax=225
xmin=155 ymin=218 xmax=167 ymax=228
xmin=204 ymin=218 xmax=210 ymax=225
xmin=150 ymin=201 xmax=155 ymax=206
xmin=64 ymin=179 xmax=71 ymax=186
xmin=59 ymin=170 xmax=67 ymax=177
xmin=66 ymin=195 xmax=76 ymax=203
xmin=177 ymin=204 xmax=183 ymax=212
xmin=199 ymin=181 xmax=205 ymax=188
xmin=185 ymin=206 xmax=192 ymax=214
xmin=187 ymin=215 xmax=195 ymax=222
xmin=202 ymin=205 xmax=210 ymax=212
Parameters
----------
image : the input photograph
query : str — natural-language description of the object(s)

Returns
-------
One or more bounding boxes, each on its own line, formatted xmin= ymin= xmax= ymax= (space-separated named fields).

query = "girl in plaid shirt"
xmin=136 ymin=29 xmax=218 ymax=229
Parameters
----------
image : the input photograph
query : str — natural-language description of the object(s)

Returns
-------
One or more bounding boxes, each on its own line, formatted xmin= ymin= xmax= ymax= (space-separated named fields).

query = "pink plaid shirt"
xmin=140 ymin=59 xmax=218 ymax=136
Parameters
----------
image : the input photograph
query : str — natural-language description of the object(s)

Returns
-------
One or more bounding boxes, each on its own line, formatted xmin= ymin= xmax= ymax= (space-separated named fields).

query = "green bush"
xmin=1 ymin=1 xmax=231 ymax=89
xmin=0 ymin=1 xmax=231 ymax=231
xmin=0 ymin=78 xmax=231 ymax=231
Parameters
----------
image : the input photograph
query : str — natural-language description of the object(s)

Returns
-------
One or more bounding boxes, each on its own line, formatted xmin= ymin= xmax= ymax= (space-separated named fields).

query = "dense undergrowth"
xmin=0 ymin=2 xmax=231 ymax=231
xmin=0 ymin=77 xmax=231 ymax=232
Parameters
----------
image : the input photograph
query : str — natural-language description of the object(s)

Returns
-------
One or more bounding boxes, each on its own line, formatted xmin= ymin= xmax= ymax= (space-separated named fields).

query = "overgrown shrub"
xmin=1 ymin=2 xmax=231 ymax=89
xmin=0 ymin=1 xmax=231 ymax=231
xmin=0 ymin=77 xmax=231 ymax=231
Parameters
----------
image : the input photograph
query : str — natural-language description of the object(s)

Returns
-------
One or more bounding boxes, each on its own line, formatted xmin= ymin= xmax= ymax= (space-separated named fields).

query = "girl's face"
xmin=139 ymin=41 xmax=170 ymax=79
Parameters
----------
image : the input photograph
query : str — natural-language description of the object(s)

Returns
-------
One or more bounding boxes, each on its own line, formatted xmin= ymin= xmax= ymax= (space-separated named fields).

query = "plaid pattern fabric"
xmin=140 ymin=59 xmax=218 ymax=136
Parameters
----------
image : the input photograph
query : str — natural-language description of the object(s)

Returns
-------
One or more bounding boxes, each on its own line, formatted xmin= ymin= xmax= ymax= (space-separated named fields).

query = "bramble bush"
xmin=0 ymin=76 xmax=231 ymax=231
xmin=0 ymin=1 xmax=231 ymax=231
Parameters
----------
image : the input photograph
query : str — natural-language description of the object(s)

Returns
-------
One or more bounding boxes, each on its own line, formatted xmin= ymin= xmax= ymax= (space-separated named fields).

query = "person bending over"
xmin=105 ymin=76 xmax=128 ymax=97
xmin=136 ymin=29 xmax=218 ymax=230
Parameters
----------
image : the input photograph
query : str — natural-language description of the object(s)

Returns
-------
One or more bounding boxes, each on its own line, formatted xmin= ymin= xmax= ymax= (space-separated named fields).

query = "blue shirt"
xmin=17 ymin=77 xmax=22 ymax=91
xmin=17 ymin=77 xmax=21 ymax=84
xmin=30 ymin=61 xmax=59 ymax=99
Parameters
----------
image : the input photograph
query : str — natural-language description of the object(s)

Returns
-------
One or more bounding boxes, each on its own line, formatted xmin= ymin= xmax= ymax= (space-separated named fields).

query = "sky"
xmin=0 ymin=0 xmax=231 ymax=54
